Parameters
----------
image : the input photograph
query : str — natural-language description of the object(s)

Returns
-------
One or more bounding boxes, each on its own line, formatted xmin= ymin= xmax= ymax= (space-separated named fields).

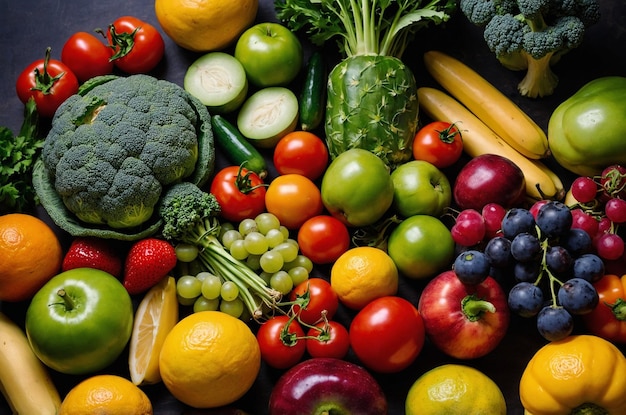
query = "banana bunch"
xmin=0 ymin=312 xmax=61 ymax=415
xmin=419 ymin=51 xmax=563 ymax=202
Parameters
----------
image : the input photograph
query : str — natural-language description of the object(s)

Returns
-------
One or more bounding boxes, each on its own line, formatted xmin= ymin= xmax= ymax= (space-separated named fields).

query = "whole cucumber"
xmin=211 ymin=115 xmax=268 ymax=178
xmin=299 ymin=51 xmax=326 ymax=131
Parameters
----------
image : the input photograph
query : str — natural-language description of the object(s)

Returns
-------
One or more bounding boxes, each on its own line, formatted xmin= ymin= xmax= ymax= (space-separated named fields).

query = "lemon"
xmin=155 ymin=0 xmax=259 ymax=52
xmin=330 ymin=246 xmax=399 ymax=309
xmin=128 ymin=276 xmax=179 ymax=385
xmin=405 ymin=364 xmax=507 ymax=415
xmin=159 ymin=310 xmax=261 ymax=408
xmin=58 ymin=374 xmax=152 ymax=415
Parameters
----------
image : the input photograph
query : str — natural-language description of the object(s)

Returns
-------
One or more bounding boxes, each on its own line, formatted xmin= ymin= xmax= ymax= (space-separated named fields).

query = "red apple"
xmin=453 ymin=154 xmax=526 ymax=211
xmin=268 ymin=358 xmax=388 ymax=415
xmin=417 ymin=270 xmax=510 ymax=359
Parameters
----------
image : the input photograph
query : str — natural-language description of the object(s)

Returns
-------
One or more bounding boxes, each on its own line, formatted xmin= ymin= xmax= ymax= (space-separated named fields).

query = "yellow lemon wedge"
xmin=128 ymin=276 xmax=178 ymax=385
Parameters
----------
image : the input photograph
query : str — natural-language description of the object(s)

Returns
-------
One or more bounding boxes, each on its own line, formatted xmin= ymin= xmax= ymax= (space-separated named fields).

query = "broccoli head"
xmin=460 ymin=0 xmax=600 ymax=98
xmin=41 ymin=74 xmax=215 ymax=229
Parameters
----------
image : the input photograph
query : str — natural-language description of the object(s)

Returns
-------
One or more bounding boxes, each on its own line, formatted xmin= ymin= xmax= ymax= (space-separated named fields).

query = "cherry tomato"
xmin=61 ymin=31 xmax=114 ymax=82
xmin=412 ymin=121 xmax=463 ymax=168
xmin=256 ymin=315 xmax=306 ymax=369
xmin=273 ymin=131 xmax=329 ymax=181
xmin=107 ymin=16 xmax=164 ymax=74
xmin=265 ymin=174 xmax=323 ymax=229
xmin=209 ymin=165 xmax=266 ymax=223
xmin=16 ymin=47 xmax=79 ymax=118
xmin=349 ymin=296 xmax=425 ymax=373
xmin=306 ymin=320 xmax=350 ymax=359
xmin=289 ymin=278 xmax=339 ymax=325
xmin=297 ymin=215 xmax=350 ymax=264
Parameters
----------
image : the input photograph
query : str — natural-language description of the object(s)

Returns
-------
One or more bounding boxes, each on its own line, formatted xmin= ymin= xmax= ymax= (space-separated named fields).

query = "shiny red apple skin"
xmin=268 ymin=357 xmax=388 ymax=415
xmin=453 ymin=154 xmax=526 ymax=211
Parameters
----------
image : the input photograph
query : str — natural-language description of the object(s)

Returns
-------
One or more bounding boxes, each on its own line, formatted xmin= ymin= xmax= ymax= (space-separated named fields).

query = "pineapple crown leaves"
xmin=275 ymin=0 xmax=457 ymax=58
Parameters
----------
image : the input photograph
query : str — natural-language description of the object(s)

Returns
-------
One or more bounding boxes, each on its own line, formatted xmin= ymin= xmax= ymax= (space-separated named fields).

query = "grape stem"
xmin=533 ymin=227 xmax=565 ymax=307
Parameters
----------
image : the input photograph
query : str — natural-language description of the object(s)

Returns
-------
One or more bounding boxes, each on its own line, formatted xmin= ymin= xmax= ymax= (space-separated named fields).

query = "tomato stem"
xmin=31 ymin=47 xmax=65 ymax=95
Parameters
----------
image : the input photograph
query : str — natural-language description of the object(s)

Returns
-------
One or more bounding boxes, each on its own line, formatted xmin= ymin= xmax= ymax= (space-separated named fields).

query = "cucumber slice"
xmin=184 ymin=52 xmax=248 ymax=114
xmin=237 ymin=87 xmax=299 ymax=148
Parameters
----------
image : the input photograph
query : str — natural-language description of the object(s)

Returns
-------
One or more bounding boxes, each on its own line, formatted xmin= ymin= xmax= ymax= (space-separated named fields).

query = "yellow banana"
xmin=417 ymin=87 xmax=558 ymax=201
xmin=528 ymin=158 xmax=566 ymax=201
xmin=0 ymin=312 xmax=61 ymax=415
xmin=423 ymin=50 xmax=550 ymax=160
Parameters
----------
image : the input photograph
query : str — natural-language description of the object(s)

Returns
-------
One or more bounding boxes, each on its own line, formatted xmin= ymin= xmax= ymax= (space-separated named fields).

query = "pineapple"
xmin=325 ymin=55 xmax=418 ymax=168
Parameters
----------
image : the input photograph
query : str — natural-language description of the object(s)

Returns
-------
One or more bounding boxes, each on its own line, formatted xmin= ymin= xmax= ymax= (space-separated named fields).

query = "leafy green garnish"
xmin=0 ymin=98 xmax=43 ymax=214
xmin=275 ymin=0 xmax=457 ymax=58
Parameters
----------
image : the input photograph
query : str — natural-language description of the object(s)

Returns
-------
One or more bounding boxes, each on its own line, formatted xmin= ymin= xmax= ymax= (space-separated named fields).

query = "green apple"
xmin=234 ymin=22 xmax=303 ymax=88
xmin=25 ymin=267 xmax=133 ymax=375
xmin=321 ymin=148 xmax=394 ymax=227
xmin=390 ymin=160 xmax=451 ymax=217
xmin=387 ymin=215 xmax=455 ymax=280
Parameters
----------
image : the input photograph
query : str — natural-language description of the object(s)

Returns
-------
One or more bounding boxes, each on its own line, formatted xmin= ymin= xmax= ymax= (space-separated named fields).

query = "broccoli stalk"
xmin=158 ymin=182 xmax=282 ymax=320
xmin=460 ymin=0 xmax=600 ymax=98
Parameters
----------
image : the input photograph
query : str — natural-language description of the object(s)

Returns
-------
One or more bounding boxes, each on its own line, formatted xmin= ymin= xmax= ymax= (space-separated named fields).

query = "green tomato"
xmin=234 ymin=22 xmax=303 ymax=88
xmin=391 ymin=160 xmax=451 ymax=217
xmin=387 ymin=215 xmax=455 ymax=280
xmin=321 ymin=148 xmax=394 ymax=227
xmin=25 ymin=268 xmax=134 ymax=375
xmin=548 ymin=76 xmax=626 ymax=176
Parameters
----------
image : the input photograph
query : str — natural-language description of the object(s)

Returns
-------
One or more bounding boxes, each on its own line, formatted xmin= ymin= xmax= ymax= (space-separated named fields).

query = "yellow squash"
xmin=520 ymin=334 xmax=626 ymax=415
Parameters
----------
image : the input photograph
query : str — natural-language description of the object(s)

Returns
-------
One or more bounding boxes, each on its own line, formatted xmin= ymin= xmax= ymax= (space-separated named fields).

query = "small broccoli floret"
xmin=460 ymin=0 xmax=518 ymax=26
xmin=41 ymin=74 xmax=213 ymax=229
xmin=460 ymin=0 xmax=600 ymax=98
xmin=158 ymin=182 xmax=281 ymax=320
xmin=159 ymin=181 xmax=221 ymax=242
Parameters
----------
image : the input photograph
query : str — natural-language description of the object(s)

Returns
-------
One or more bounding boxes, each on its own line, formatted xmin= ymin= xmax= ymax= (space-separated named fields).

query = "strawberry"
xmin=123 ymin=238 xmax=177 ymax=295
xmin=62 ymin=236 xmax=124 ymax=277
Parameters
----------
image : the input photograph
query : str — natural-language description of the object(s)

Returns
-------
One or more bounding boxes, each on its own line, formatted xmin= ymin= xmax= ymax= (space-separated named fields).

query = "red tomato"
xmin=210 ymin=166 xmax=266 ymax=223
xmin=107 ymin=16 xmax=164 ymax=74
xmin=61 ymin=31 xmax=114 ymax=82
xmin=306 ymin=320 xmax=350 ymax=359
xmin=583 ymin=274 xmax=626 ymax=343
xmin=412 ymin=121 xmax=463 ymax=168
xmin=289 ymin=278 xmax=339 ymax=325
xmin=349 ymin=296 xmax=425 ymax=373
xmin=15 ymin=47 xmax=79 ymax=118
xmin=297 ymin=215 xmax=350 ymax=264
xmin=256 ymin=315 xmax=306 ymax=369
xmin=265 ymin=174 xmax=323 ymax=230
xmin=273 ymin=131 xmax=329 ymax=180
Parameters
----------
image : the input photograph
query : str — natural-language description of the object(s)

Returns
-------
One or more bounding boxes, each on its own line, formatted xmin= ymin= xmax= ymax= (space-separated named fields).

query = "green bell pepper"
xmin=548 ymin=76 xmax=626 ymax=177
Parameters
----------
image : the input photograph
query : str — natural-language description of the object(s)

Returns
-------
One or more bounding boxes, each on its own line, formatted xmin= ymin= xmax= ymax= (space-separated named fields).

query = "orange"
xmin=159 ymin=310 xmax=261 ymax=408
xmin=0 ymin=213 xmax=63 ymax=302
xmin=155 ymin=0 xmax=259 ymax=52
xmin=330 ymin=246 xmax=399 ymax=310
xmin=128 ymin=276 xmax=179 ymax=385
xmin=58 ymin=374 xmax=152 ymax=415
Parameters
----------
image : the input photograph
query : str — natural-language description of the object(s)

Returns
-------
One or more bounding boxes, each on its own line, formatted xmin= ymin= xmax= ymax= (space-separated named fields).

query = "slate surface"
xmin=0 ymin=0 xmax=625 ymax=414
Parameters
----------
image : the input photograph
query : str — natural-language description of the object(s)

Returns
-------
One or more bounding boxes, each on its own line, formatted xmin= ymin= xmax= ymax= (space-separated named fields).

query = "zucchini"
xmin=211 ymin=115 xmax=268 ymax=178
xmin=299 ymin=51 xmax=326 ymax=131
